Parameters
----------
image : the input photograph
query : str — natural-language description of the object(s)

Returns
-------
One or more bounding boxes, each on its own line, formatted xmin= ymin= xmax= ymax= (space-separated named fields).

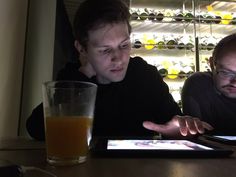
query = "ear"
xmin=74 ymin=40 xmax=85 ymax=55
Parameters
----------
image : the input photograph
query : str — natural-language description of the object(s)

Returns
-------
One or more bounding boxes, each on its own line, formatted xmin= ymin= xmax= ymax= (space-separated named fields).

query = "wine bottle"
xmin=133 ymin=40 xmax=142 ymax=49
xmin=139 ymin=8 xmax=148 ymax=21
xmin=186 ymin=43 xmax=194 ymax=50
xmin=204 ymin=12 xmax=215 ymax=24
xmin=203 ymin=57 xmax=211 ymax=71
xmin=183 ymin=65 xmax=194 ymax=77
xmin=161 ymin=60 xmax=172 ymax=74
xmin=206 ymin=43 xmax=215 ymax=51
xmin=175 ymin=63 xmax=185 ymax=79
xmin=130 ymin=8 xmax=139 ymax=21
xmin=165 ymin=35 xmax=177 ymax=49
xmin=196 ymin=12 xmax=204 ymax=23
xmin=147 ymin=9 xmax=156 ymax=21
xmin=221 ymin=12 xmax=233 ymax=25
xmin=174 ymin=9 xmax=183 ymax=22
xmin=167 ymin=40 xmax=177 ymax=49
xmin=206 ymin=36 xmax=216 ymax=51
xmin=213 ymin=11 xmax=222 ymax=24
xmin=144 ymin=39 xmax=155 ymax=50
xmin=184 ymin=10 xmax=194 ymax=22
xmin=155 ymin=10 xmax=164 ymax=21
xmin=143 ymin=33 xmax=155 ymax=50
xmin=163 ymin=9 xmax=174 ymax=22
xmin=177 ymin=42 xmax=185 ymax=50
xmin=167 ymin=66 xmax=180 ymax=80
xmin=158 ymin=68 xmax=168 ymax=78
xmin=157 ymin=41 xmax=165 ymax=50
xmin=186 ymin=35 xmax=194 ymax=50
xmin=199 ymin=36 xmax=207 ymax=50
xmin=156 ymin=36 xmax=165 ymax=50
xmin=214 ymin=15 xmax=222 ymax=24
xmin=131 ymin=33 xmax=142 ymax=49
xmin=178 ymin=71 xmax=186 ymax=79
xmin=231 ymin=13 xmax=236 ymax=25
xmin=177 ymin=36 xmax=185 ymax=50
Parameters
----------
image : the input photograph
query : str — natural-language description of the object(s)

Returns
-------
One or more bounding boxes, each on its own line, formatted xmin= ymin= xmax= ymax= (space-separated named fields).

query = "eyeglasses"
xmin=216 ymin=69 xmax=236 ymax=80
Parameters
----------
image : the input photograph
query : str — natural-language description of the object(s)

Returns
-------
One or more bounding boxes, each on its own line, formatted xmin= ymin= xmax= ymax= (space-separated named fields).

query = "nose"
xmin=111 ymin=48 xmax=122 ymax=62
xmin=230 ymin=76 xmax=236 ymax=83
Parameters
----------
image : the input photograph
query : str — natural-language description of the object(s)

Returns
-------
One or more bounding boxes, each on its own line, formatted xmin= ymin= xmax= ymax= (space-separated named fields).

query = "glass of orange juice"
xmin=42 ymin=81 xmax=97 ymax=166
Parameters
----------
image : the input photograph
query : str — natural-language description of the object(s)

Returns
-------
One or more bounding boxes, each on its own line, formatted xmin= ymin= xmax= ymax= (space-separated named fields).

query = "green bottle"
xmin=205 ymin=13 xmax=214 ymax=24
xmin=156 ymin=36 xmax=166 ymax=50
xmin=184 ymin=11 xmax=194 ymax=22
xmin=139 ymin=8 xmax=148 ymax=21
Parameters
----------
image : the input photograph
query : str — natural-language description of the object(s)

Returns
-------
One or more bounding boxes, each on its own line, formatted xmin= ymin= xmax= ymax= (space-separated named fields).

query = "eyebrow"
xmin=218 ymin=67 xmax=236 ymax=73
xmin=96 ymin=37 xmax=131 ymax=48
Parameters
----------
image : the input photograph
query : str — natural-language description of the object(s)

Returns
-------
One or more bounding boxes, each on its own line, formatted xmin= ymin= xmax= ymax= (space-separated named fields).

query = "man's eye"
xmin=219 ymin=70 xmax=234 ymax=77
xmin=100 ymin=49 xmax=111 ymax=54
xmin=222 ymin=71 xmax=231 ymax=75
xmin=219 ymin=71 xmax=229 ymax=76
xmin=220 ymin=71 xmax=227 ymax=75
xmin=120 ymin=43 xmax=131 ymax=49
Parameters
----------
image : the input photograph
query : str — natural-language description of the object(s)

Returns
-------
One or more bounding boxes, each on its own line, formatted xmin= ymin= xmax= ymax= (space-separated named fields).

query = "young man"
xmin=182 ymin=33 xmax=236 ymax=135
xmin=27 ymin=0 xmax=212 ymax=141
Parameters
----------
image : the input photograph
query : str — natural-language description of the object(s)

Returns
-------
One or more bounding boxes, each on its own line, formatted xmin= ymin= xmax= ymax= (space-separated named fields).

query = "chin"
xmin=110 ymin=75 xmax=126 ymax=82
xmin=227 ymin=94 xmax=236 ymax=99
xmin=110 ymin=72 xmax=126 ymax=82
xmin=222 ymin=92 xmax=236 ymax=99
xmin=111 ymin=77 xmax=125 ymax=82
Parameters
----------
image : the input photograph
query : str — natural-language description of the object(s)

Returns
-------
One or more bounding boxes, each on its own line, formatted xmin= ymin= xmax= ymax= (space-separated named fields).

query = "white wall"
xmin=0 ymin=0 xmax=28 ymax=138
xmin=19 ymin=0 xmax=57 ymax=137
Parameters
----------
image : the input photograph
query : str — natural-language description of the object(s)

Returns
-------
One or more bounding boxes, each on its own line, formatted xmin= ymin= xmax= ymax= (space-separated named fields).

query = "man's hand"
xmin=143 ymin=115 xmax=213 ymax=138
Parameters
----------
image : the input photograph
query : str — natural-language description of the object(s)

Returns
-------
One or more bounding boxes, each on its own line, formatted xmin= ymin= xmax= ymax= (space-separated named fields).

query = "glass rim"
xmin=43 ymin=80 xmax=97 ymax=88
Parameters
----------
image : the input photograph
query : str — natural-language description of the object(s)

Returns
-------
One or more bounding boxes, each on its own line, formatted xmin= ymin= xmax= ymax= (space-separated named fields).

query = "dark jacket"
xmin=182 ymin=72 xmax=236 ymax=135
xmin=26 ymin=57 xmax=181 ymax=140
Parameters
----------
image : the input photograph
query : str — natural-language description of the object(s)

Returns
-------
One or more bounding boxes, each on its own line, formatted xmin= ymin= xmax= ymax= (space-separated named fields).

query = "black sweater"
xmin=182 ymin=72 xmax=236 ymax=135
xmin=26 ymin=57 xmax=181 ymax=140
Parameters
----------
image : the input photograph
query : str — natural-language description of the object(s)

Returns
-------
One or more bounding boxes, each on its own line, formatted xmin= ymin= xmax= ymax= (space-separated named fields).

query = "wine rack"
xmin=129 ymin=0 xmax=236 ymax=104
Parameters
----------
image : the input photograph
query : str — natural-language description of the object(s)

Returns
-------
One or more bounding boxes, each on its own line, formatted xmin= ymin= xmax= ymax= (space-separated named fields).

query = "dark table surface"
xmin=0 ymin=137 xmax=235 ymax=177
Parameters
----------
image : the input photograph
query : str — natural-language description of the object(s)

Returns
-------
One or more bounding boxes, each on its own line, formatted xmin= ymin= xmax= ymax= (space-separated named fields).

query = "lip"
xmin=110 ymin=67 xmax=123 ymax=73
xmin=225 ymin=86 xmax=236 ymax=93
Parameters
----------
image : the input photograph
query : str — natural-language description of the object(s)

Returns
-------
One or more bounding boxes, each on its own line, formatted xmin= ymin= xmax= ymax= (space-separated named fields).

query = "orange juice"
xmin=45 ymin=116 xmax=92 ymax=159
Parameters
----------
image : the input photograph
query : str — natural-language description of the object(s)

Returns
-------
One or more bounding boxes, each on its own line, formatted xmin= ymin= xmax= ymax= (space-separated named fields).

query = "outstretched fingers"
xmin=178 ymin=116 xmax=214 ymax=136
xmin=143 ymin=115 xmax=214 ymax=138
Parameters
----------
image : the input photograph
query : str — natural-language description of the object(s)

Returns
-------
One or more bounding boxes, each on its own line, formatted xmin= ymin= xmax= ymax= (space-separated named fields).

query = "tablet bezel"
xmin=204 ymin=135 xmax=236 ymax=145
xmin=90 ymin=137 xmax=234 ymax=158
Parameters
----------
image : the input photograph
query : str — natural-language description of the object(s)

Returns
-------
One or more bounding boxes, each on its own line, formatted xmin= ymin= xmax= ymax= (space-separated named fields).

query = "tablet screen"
xmin=107 ymin=140 xmax=213 ymax=150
